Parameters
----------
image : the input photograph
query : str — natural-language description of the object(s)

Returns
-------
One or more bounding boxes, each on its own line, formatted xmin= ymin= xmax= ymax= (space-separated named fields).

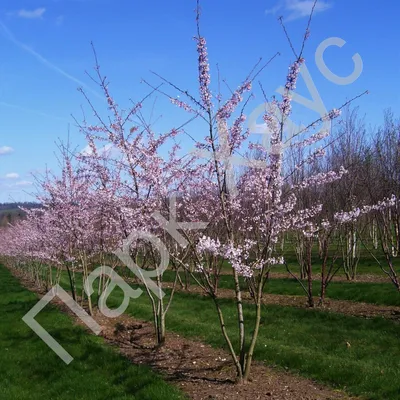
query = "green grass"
xmin=0 ymin=264 xmax=185 ymax=400
xmin=158 ymin=270 xmax=400 ymax=307
xmin=276 ymin=251 xmax=400 ymax=277
xmin=276 ymin=240 xmax=400 ymax=276
xmin=107 ymin=248 xmax=400 ymax=278
xmin=20 ymin=264 xmax=400 ymax=399
xmin=263 ymin=279 xmax=400 ymax=306
xmin=78 ymin=283 xmax=400 ymax=400
xmin=99 ymin=250 xmax=400 ymax=308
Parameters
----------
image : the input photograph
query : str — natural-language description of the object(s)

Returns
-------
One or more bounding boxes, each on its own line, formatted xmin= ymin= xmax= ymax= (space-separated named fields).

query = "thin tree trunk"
xmin=306 ymin=241 xmax=314 ymax=308
xmin=243 ymin=282 xmax=263 ymax=381
xmin=213 ymin=297 xmax=243 ymax=382
xmin=233 ymin=269 xmax=246 ymax=372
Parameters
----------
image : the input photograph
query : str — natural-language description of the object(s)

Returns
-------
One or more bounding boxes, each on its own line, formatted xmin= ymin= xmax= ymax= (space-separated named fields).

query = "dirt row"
xmin=268 ymin=272 xmax=391 ymax=284
xmin=10 ymin=268 xmax=361 ymax=400
xmin=218 ymin=270 xmax=392 ymax=284
xmin=160 ymin=282 xmax=400 ymax=322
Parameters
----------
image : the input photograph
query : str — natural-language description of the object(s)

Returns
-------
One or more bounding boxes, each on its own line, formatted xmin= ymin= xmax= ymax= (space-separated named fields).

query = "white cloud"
xmin=17 ymin=8 xmax=46 ymax=19
xmin=0 ymin=146 xmax=14 ymax=155
xmin=266 ymin=0 xmax=332 ymax=21
xmin=266 ymin=4 xmax=282 ymax=15
xmin=55 ymin=15 xmax=64 ymax=26
xmin=80 ymin=143 xmax=114 ymax=156
xmin=14 ymin=180 xmax=33 ymax=187
xmin=5 ymin=173 xmax=19 ymax=179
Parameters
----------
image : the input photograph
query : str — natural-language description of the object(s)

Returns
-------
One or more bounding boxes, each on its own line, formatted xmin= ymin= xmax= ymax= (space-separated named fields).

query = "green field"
xmin=54 ymin=268 xmax=400 ymax=400
xmin=4 ymin=261 xmax=400 ymax=400
xmin=0 ymin=265 xmax=185 ymax=400
xmin=160 ymin=270 xmax=400 ymax=306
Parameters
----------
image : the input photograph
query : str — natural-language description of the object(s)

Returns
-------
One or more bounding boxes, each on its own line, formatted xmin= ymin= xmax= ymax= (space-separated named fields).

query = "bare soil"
xmin=218 ymin=270 xmax=391 ymax=283
xmin=268 ymin=272 xmax=391 ymax=284
xmin=9 ymin=268 xmax=361 ymax=400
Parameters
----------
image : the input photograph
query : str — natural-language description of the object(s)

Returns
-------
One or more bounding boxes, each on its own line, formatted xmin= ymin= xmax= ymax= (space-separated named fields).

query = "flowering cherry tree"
xmin=1 ymin=0 xmax=399 ymax=386
xmin=143 ymin=0 xmax=363 ymax=382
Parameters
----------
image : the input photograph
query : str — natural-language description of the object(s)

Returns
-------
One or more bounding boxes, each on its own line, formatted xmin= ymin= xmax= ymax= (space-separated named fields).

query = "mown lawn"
xmin=209 ymin=249 xmax=400 ymax=277
xmin=159 ymin=270 xmax=400 ymax=307
xmin=31 ymin=265 xmax=400 ymax=399
xmin=274 ymin=252 xmax=400 ymax=277
xmin=69 ymin=279 xmax=400 ymax=400
xmin=0 ymin=264 xmax=185 ymax=400
xmin=108 ymin=250 xmax=400 ymax=307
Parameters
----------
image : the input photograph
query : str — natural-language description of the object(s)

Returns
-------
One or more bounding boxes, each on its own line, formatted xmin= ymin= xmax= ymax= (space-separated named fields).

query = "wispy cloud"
xmin=52 ymin=0 xmax=103 ymax=2
xmin=0 ymin=22 xmax=103 ymax=100
xmin=5 ymin=173 xmax=19 ymax=179
xmin=0 ymin=146 xmax=14 ymax=155
xmin=0 ymin=101 xmax=68 ymax=121
xmin=55 ymin=15 xmax=64 ymax=26
xmin=17 ymin=8 xmax=46 ymax=19
xmin=266 ymin=0 xmax=332 ymax=21
xmin=80 ymin=143 xmax=114 ymax=156
xmin=14 ymin=180 xmax=33 ymax=187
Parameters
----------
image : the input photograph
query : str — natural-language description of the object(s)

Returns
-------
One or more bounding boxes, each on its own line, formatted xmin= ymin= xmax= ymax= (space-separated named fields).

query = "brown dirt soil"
xmin=9 ymin=267 xmax=361 ymax=400
xmin=218 ymin=270 xmax=391 ymax=283
xmin=268 ymin=272 xmax=391 ymax=284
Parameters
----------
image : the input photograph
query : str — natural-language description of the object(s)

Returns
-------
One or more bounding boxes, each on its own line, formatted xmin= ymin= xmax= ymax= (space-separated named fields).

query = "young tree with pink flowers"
xmin=1 ymin=0 xmax=399 ymax=386
xmin=144 ymin=0 xmax=373 ymax=382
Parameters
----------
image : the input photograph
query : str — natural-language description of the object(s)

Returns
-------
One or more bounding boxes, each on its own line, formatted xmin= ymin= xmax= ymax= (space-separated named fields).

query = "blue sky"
xmin=0 ymin=0 xmax=399 ymax=202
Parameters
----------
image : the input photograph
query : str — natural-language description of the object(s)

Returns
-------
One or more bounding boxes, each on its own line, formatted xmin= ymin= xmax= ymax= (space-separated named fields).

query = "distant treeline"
xmin=0 ymin=202 xmax=41 ymax=211
xmin=0 ymin=202 xmax=42 ymax=227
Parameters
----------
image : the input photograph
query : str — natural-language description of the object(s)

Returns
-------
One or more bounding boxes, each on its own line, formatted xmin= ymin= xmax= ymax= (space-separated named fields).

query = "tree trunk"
xmin=243 ymin=283 xmax=263 ymax=381
xmin=306 ymin=241 xmax=314 ymax=308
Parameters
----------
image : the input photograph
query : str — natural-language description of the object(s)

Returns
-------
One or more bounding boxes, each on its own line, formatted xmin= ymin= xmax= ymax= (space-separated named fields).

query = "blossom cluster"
xmin=196 ymin=37 xmax=212 ymax=109
xmin=280 ymin=58 xmax=304 ymax=117
xmin=334 ymin=195 xmax=397 ymax=224
xmin=293 ymin=166 xmax=348 ymax=190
